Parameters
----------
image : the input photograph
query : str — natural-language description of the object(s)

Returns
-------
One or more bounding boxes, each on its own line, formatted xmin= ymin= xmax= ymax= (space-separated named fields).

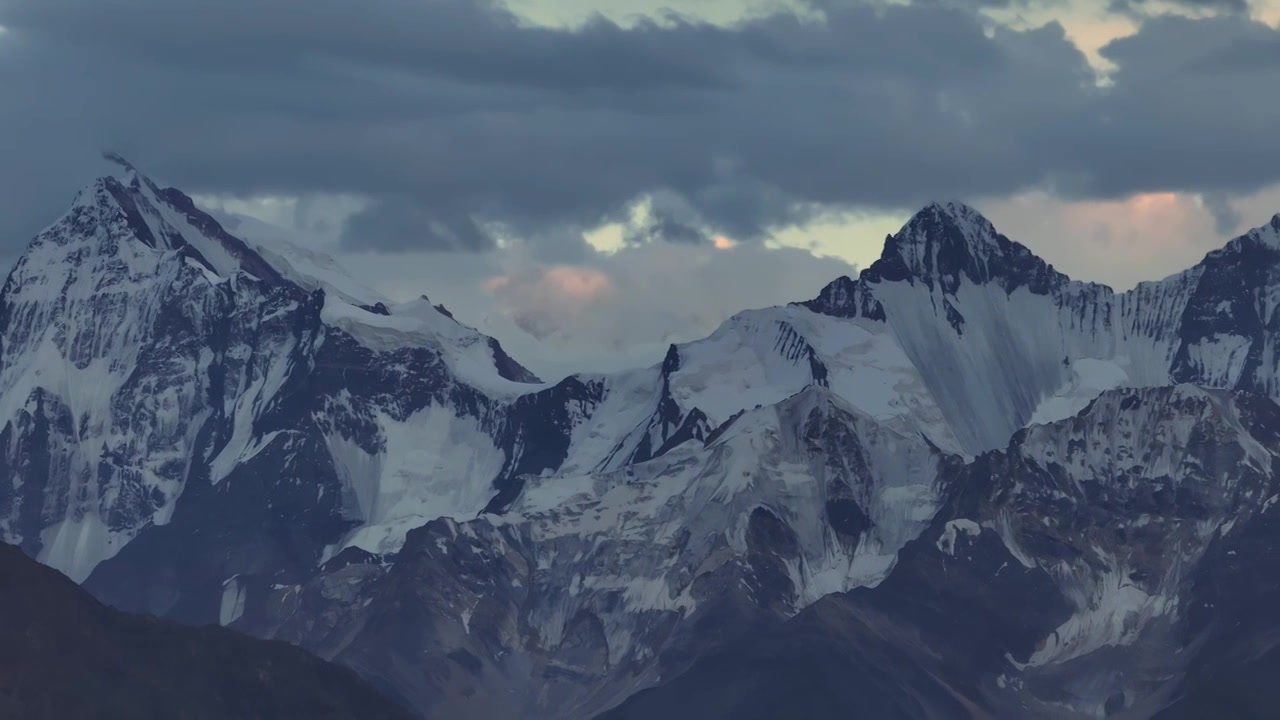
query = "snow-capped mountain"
xmin=251 ymin=384 xmax=951 ymax=718
xmin=8 ymin=158 xmax=1280 ymax=718
xmin=571 ymin=202 xmax=1280 ymax=476
xmin=0 ymin=156 xmax=565 ymax=592
xmin=602 ymin=385 xmax=1280 ymax=719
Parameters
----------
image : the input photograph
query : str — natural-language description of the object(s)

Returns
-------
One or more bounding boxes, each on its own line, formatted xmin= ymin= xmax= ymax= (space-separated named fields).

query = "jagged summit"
xmin=63 ymin=155 xmax=541 ymax=386
xmin=60 ymin=154 xmax=287 ymax=284
xmin=906 ymin=201 xmax=996 ymax=239
xmin=1216 ymin=211 xmax=1280 ymax=255
xmin=863 ymin=201 xmax=1068 ymax=295
xmin=0 ymin=157 xmax=552 ymax=582
xmin=798 ymin=272 xmax=884 ymax=321
xmin=891 ymin=201 xmax=1003 ymax=268
xmin=801 ymin=202 xmax=1071 ymax=319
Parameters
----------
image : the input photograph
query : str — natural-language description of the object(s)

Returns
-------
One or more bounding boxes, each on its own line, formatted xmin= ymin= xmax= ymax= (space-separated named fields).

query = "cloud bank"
xmin=3 ymin=0 xmax=1280 ymax=253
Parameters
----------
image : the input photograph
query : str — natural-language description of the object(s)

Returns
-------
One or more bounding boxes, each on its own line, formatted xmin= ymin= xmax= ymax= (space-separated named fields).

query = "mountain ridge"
xmin=7 ymin=158 xmax=1280 ymax=718
xmin=0 ymin=540 xmax=414 ymax=719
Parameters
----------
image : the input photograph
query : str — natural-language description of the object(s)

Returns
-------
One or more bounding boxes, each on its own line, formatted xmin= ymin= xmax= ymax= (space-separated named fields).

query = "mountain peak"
xmin=911 ymin=201 xmax=1000 ymax=245
xmin=1241 ymin=211 xmax=1280 ymax=248
xmin=69 ymin=156 xmax=287 ymax=284
xmin=892 ymin=201 xmax=1003 ymax=275
xmin=915 ymin=201 xmax=992 ymax=230
xmin=861 ymin=201 xmax=1066 ymax=296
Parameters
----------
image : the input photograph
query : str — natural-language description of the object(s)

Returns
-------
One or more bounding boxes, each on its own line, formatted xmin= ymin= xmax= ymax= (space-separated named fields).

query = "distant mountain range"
xmin=4 ymin=156 xmax=1280 ymax=718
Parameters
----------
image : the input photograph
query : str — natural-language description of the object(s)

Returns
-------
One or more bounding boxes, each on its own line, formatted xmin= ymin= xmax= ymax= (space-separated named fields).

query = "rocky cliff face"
xmin=8 ymin=159 xmax=1280 ymax=718
xmin=248 ymin=385 xmax=951 ymax=718
xmin=605 ymin=385 xmax=1280 ymax=719
xmin=0 ymin=158 xmax=576 ymax=616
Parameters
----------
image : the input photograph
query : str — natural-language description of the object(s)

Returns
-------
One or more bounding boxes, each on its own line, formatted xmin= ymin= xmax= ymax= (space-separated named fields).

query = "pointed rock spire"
xmin=864 ymin=201 xmax=1066 ymax=296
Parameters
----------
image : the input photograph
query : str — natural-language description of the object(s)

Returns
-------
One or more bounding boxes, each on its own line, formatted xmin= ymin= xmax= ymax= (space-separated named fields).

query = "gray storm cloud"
xmin=0 ymin=0 xmax=1278 ymax=257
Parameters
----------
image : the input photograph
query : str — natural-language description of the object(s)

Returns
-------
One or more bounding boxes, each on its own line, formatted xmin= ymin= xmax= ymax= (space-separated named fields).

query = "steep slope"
xmin=0 ymin=162 xmax=307 ymax=582
xmin=1153 ymin=506 xmax=1280 ymax=719
xmin=564 ymin=203 xmax=1280 ymax=477
xmin=236 ymin=385 xmax=951 ymax=719
xmin=0 ymin=542 xmax=412 ymax=719
xmin=940 ymin=385 xmax=1280 ymax=716
xmin=604 ymin=385 xmax=1280 ymax=719
xmin=804 ymin=206 xmax=1280 ymax=449
xmin=0 ymin=157 xmax=564 ymax=618
xmin=7 ymin=165 xmax=1273 ymax=598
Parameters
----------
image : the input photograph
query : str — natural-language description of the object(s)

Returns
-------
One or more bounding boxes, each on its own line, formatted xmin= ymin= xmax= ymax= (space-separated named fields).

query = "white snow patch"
xmin=219 ymin=575 xmax=247 ymax=626
xmin=1029 ymin=359 xmax=1130 ymax=426
xmin=936 ymin=518 xmax=982 ymax=556
xmin=332 ymin=404 xmax=506 ymax=556
xmin=322 ymin=295 xmax=541 ymax=396
xmin=215 ymin=212 xmax=389 ymax=307
xmin=1028 ymin=567 xmax=1172 ymax=667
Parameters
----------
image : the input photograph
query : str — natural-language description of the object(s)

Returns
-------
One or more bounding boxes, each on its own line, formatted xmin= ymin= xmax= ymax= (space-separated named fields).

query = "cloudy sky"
xmin=3 ymin=0 xmax=1280 ymax=377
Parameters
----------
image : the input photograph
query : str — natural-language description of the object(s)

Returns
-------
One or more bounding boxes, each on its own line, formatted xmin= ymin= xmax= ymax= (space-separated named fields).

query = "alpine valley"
xmin=4 ymin=156 xmax=1280 ymax=718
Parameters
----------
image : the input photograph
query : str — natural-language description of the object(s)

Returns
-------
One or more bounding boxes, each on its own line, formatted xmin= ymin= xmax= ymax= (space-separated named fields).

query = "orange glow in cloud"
xmin=483 ymin=264 xmax=615 ymax=340
xmin=485 ymin=266 xmax=610 ymax=299
xmin=542 ymin=266 xmax=611 ymax=298
xmin=1129 ymin=192 xmax=1180 ymax=213
xmin=484 ymin=265 xmax=612 ymax=305
xmin=1050 ymin=190 xmax=1215 ymax=285
xmin=712 ymin=235 xmax=737 ymax=250
xmin=983 ymin=189 xmax=1231 ymax=290
xmin=1062 ymin=192 xmax=1195 ymax=233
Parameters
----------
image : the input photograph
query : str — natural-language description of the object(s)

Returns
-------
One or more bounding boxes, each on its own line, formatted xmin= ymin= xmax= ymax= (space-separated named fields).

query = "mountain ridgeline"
xmin=0 ymin=541 xmax=413 ymax=719
xmin=4 ymin=160 xmax=1280 ymax=718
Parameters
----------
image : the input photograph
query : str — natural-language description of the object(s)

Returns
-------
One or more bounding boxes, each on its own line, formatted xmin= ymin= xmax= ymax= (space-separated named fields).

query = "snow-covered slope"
xmin=11 ymin=159 xmax=1280 ymax=718
xmin=0 ymin=157 xmax=549 ymax=588
xmin=212 ymin=211 xmax=388 ymax=308
xmin=538 ymin=202 xmax=1280 ymax=491
xmin=250 ymin=383 xmax=950 ymax=718
xmin=219 ymin=209 xmax=543 ymax=391
xmin=597 ymin=387 xmax=1280 ymax=720
xmin=917 ymin=384 xmax=1280 ymax=716
xmin=253 ymin=383 xmax=1280 ymax=719
xmin=0 ymin=164 xmax=293 ymax=581
xmin=507 ymin=385 xmax=945 ymax=616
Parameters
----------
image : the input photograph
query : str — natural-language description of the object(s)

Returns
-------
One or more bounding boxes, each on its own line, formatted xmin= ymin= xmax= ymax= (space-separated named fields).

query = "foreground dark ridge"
xmin=0 ymin=543 xmax=414 ymax=720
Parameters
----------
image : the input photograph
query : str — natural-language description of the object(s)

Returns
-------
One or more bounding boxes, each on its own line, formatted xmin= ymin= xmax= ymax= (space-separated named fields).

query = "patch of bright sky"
xmin=508 ymin=0 xmax=1146 ymax=271
xmin=580 ymin=195 xmax=892 ymax=265
xmin=505 ymin=0 xmax=818 ymax=27
xmin=987 ymin=0 xmax=1135 ymax=77
xmin=1258 ymin=0 xmax=1280 ymax=24
xmin=768 ymin=213 xmax=900 ymax=265
xmin=583 ymin=223 xmax=626 ymax=253
xmin=518 ymin=0 xmax=1280 ymax=276
xmin=205 ymin=0 xmax=1280 ymax=289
